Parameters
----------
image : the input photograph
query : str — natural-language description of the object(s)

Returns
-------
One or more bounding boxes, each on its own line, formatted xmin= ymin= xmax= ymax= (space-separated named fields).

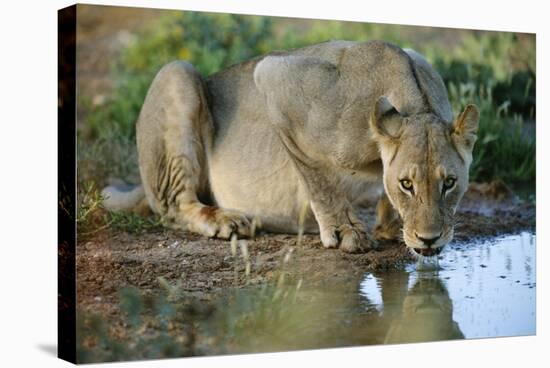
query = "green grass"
xmin=77 ymin=11 xmax=536 ymax=237
xmin=108 ymin=211 xmax=163 ymax=234
xmin=76 ymin=182 xmax=162 ymax=238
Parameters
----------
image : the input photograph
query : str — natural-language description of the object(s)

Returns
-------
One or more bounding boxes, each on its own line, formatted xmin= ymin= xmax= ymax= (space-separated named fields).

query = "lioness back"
xmin=204 ymin=41 xmax=394 ymax=232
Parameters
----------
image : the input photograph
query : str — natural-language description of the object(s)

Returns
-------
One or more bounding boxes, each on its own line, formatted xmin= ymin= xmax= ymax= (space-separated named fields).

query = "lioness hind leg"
xmin=137 ymin=60 xmax=250 ymax=239
xmin=374 ymin=193 xmax=403 ymax=242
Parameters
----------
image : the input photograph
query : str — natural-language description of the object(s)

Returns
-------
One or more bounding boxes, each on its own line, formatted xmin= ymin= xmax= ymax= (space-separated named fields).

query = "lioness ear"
xmin=451 ymin=104 xmax=479 ymax=162
xmin=369 ymin=96 xmax=403 ymax=141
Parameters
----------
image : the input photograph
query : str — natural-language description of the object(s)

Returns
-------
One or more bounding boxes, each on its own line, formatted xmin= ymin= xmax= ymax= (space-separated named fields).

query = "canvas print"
xmin=58 ymin=4 xmax=536 ymax=364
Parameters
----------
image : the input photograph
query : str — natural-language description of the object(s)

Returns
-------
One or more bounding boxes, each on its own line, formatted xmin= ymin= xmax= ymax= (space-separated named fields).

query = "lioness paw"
xmin=320 ymin=223 xmax=377 ymax=253
xmin=340 ymin=225 xmax=377 ymax=253
xmin=192 ymin=206 xmax=251 ymax=239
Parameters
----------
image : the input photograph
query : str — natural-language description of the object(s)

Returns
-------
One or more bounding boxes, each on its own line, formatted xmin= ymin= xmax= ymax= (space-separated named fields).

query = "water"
xmin=360 ymin=232 xmax=536 ymax=342
xmin=213 ymin=232 xmax=536 ymax=353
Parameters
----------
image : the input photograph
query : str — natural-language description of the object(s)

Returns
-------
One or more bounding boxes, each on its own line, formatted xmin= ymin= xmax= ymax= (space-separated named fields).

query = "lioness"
xmin=103 ymin=40 xmax=479 ymax=256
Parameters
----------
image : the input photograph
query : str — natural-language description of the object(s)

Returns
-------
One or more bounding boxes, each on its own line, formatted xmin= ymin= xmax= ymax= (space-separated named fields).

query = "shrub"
xmin=85 ymin=12 xmax=272 ymax=142
xmin=448 ymin=83 xmax=535 ymax=185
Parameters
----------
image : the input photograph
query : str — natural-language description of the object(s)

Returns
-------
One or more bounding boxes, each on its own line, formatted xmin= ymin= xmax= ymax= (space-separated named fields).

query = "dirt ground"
xmin=76 ymin=180 xmax=535 ymax=324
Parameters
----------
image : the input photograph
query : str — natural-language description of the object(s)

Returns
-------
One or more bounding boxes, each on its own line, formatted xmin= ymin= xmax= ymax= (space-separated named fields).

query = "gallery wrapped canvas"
xmin=58 ymin=3 xmax=536 ymax=364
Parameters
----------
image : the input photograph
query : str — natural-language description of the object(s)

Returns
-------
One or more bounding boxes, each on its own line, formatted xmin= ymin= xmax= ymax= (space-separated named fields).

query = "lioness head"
xmin=370 ymin=97 xmax=479 ymax=256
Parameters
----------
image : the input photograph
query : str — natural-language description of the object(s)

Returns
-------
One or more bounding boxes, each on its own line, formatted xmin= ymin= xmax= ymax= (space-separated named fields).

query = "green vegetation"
xmin=75 ymin=182 xmax=162 ymax=238
xmin=77 ymin=282 xmax=205 ymax=362
xmin=77 ymin=11 xmax=535 ymax=234
xmin=448 ymin=83 xmax=535 ymax=185
xmin=82 ymin=12 xmax=273 ymax=144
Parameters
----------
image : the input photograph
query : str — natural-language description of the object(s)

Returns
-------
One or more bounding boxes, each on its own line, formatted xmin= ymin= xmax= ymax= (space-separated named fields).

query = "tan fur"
xmin=102 ymin=40 xmax=478 ymax=253
xmin=374 ymin=193 xmax=402 ymax=241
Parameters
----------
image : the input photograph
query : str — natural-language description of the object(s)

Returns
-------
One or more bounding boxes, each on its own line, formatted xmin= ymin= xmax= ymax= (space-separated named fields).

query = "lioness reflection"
xmin=362 ymin=272 xmax=464 ymax=344
xmin=215 ymin=272 xmax=464 ymax=353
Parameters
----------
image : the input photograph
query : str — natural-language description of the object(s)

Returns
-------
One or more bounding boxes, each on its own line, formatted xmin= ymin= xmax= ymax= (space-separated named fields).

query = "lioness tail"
xmin=101 ymin=184 xmax=149 ymax=214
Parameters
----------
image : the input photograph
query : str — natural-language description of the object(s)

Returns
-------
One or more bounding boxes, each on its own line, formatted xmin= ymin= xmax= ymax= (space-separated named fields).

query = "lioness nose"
xmin=415 ymin=232 xmax=441 ymax=246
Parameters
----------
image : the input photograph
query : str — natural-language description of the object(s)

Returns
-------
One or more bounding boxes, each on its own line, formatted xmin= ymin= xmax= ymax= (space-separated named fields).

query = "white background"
xmin=0 ymin=0 xmax=546 ymax=367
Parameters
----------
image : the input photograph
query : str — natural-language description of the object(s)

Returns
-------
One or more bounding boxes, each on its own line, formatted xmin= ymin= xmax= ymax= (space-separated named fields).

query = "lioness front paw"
xmin=320 ymin=223 xmax=377 ymax=253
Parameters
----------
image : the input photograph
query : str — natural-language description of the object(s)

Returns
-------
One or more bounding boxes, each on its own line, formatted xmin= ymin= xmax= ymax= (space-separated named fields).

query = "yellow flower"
xmin=178 ymin=47 xmax=191 ymax=60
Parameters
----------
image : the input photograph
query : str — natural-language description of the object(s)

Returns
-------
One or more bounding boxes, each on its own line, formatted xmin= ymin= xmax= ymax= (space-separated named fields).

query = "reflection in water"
xmin=384 ymin=275 xmax=463 ymax=343
xmin=361 ymin=270 xmax=463 ymax=344
xmin=361 ymin=232 xmax=535 ymax=341
xmin=215 ymin=233 xmax=535 ymax=354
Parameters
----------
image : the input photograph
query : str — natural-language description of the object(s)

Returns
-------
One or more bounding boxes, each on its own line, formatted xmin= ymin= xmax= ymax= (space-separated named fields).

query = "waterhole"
xmin=360 ymin=232 xmax=536 ymax=342
xmin=213 ymin=232 xmax=535 ymax=353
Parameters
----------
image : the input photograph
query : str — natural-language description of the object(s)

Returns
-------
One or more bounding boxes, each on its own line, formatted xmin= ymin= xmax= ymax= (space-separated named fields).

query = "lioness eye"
xmin=443 ymin=177 xmax=456 ymax=192
xmin=400 ymin=179 xmax=414 ymax=193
